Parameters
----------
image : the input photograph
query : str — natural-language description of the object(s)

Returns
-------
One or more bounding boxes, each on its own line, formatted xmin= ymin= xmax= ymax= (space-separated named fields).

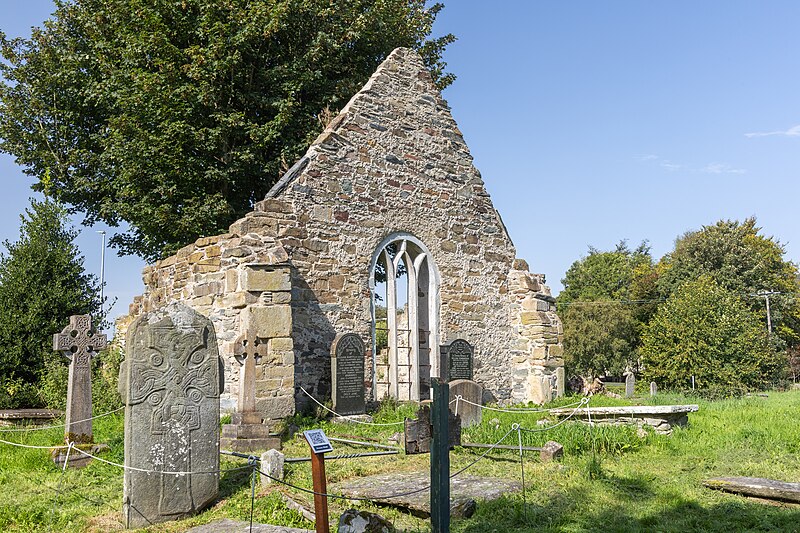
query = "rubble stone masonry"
xmin=119 ymin=48 xmax=562 ymax=418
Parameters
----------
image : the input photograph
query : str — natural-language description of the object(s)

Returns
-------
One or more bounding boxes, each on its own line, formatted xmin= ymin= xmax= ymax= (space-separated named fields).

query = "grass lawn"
xmin=2 ymin=391 xmax=800 ymax=532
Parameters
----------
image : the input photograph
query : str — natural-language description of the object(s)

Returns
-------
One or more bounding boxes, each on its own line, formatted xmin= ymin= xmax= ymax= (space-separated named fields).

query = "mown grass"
xmin=2 ymin=391 xmax=800 ymax=531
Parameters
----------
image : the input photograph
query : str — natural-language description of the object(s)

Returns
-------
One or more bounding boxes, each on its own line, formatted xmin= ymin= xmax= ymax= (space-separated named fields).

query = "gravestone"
xmin=404 ymin=405 xmax=461 ymax=454
xmin=442 ymin=339 xmax=473 ymax=381
xmin=449 ymin=379 xmax=483 ymax=427
xmin=119 ymin=303 xmax=223 ymax=528
xmin=650 ymin=381 xmax=658 ymax=396
xmin=53 ymin=315 xmax=107 ymax=443
xmin=556 ymin=367 xmax=565 ymax=398
xmin=625 ymin=372 xmax=636 ymax=398
xmin=331 ymin=333 xmax=366 ymax=416
xmin=221 ymin=331 xmax=280 ymax=452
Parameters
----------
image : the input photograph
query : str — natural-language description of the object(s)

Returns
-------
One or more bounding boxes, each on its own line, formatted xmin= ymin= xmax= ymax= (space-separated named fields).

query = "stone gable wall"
xmin=119 ymin=48 xmax=562 ymax=416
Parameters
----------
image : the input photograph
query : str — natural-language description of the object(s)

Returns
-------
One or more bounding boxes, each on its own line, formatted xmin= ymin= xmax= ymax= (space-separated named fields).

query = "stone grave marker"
xmin=449 ymin=379 xmax=483 ymax=427
xmin=53 ymin=315 xmax=107 ymax=443
xmin=331 ymin=333 xmax=366 ymax=416
xmin=625 ymin=372 xmax=636 ymax=398
xmin=650 ymin=381 xmax=658 ymax=396
xmin=404 ymin=404 xmax=460 ymax=454
xmin=443 ymin=339 xmax=473 ymax=381
xmin=119 ymin=303 xmax=223 ymax=528
xmin=221 ymin=331 xmax=279 ymax=452
xmin=556 ymin=367 xmax=565 ymax=398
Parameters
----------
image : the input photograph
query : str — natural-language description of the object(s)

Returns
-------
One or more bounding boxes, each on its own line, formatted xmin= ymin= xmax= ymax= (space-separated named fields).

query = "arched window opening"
xmin=370 ymin=235 xmax=439 ymax=401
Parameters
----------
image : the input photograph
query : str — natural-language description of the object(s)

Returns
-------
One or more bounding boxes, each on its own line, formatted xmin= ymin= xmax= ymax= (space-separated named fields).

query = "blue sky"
xmin=2 ymin=1 xmax=799 ymax=324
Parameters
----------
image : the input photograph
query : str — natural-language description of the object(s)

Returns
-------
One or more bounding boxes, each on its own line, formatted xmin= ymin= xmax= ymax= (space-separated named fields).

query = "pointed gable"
xmin=265 ymin=47 xmax=513 ymax=250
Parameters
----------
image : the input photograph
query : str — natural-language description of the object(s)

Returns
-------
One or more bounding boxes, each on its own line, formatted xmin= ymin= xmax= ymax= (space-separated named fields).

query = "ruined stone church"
xmin=119 ymin=48 xmax=563 ymax=418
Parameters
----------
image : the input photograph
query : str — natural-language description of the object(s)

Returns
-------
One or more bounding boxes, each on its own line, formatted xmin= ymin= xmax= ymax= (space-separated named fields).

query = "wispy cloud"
xmin=637 ymin=155 xmax=746 ymax=175
xmin=701 ymin=163 xmax=746 ymax=175
xmin=744 ymin=125 xmax=800 ymax=138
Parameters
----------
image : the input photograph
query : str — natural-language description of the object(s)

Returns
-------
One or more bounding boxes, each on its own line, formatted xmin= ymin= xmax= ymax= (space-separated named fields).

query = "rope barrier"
xmin=300 ymin=387 xmax=405 ymax=427
xmin=517 ymin=398 xmax=590 ymax=434
xmin=68 ymin=447 xmax=254 ymax=475
xmin=0 ymin=406 xmax=125 ymax=433
xmin=454 ymin=395 xmax=587 ymax=414
xmin=0 ymin=437 xmax=72 ymax=449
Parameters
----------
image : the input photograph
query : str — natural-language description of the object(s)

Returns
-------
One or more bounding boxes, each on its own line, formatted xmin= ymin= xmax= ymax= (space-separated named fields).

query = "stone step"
xmin=220 ymin=436 xmax=282 ymax=453
xmin=222 ymin=423 xmax=273 ymax=439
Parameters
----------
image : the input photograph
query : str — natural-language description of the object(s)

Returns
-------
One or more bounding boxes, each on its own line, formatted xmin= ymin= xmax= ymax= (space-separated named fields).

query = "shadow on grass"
xmin=457 ymin=477 xmax=800 ymax=533
xmin=219 ymin=465 xmax=254 ymax=500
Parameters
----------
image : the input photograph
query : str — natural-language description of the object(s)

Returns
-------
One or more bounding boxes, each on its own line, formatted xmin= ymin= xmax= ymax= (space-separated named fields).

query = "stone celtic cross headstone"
xmin=53 ymin=315 xmax=107 ymax=443
xmin=233 ymin=331 xmax=266 ymax=420
xmin=331 ymin=333 xmax=366 ymax=416
xmin=625 ymin=372 xmax=636 ymax=398
xmin=119 ymin=303 xmax=222 ymax=528
xmin=221 ymin=331 xmax=279 ymax=452
xmin=445 ymin=339 xmax=473 ymax=381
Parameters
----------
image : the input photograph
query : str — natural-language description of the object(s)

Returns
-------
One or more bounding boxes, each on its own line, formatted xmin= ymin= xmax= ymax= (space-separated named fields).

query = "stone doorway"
xmin=370 ymin=234 xmax=440 ymax=401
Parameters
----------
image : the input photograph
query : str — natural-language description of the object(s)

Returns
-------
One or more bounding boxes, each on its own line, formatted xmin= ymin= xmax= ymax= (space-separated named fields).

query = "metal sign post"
xmin=304 ymin=429 xmax=333 ymax=533
xmin=430 ymin=378 xmax=450 ymax=533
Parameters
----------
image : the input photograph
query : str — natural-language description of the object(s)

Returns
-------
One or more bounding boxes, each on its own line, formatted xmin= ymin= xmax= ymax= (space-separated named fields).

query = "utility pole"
xmin=751 ymin=290 xmax=780 ymax=334
xmin=97 ymin=230 xmax=106 ymax=315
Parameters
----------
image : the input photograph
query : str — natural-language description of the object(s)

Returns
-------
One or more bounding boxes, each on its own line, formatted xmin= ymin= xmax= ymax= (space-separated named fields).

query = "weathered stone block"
xmin=242 ymin=267 xmax=291 ymax=292
xmin=246 ymin=306 xmax=292 ymax=338
xmin=539 ymin=441 xmax=564 ymax=462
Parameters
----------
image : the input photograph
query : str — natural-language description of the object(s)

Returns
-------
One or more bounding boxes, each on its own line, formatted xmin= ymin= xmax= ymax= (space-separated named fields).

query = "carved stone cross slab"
xmin=53 ymin=314 xmax=107 ymax=443
xmin=119 ymin=303 xmax=222 ymax=528
xmin=233 ymin=332 xmax=268 ymax=415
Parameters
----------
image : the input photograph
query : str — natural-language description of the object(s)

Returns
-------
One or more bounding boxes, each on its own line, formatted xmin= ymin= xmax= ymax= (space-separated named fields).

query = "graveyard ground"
xmin=2 ymin=391 xmax=800 ymax=532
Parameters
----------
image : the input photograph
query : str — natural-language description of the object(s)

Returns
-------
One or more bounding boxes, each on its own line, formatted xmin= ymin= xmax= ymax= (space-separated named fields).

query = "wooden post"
xmin=430 ymin=378 xmax=450 ymax=533
xmin=309 ymin=447 xmax=330 ymax=533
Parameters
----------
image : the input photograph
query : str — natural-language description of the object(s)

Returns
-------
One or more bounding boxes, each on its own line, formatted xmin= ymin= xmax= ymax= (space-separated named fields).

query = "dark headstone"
xmin=404 ymin=405 xmax=460 ymax=454
xmin=448 ymin=379 xmax=483 ymax=427
xmin=119 ymin=303 xmax=223 ymax=528
xmin=444 ymin=339 xmax=473 ymax=381
xmin=331 ymin=333 xmax=366 ymax=416
xmin=53 ymin=315 xmax=107 ymax=443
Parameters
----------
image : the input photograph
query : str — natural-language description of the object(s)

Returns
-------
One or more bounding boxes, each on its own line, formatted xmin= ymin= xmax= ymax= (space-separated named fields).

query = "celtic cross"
xmin=233 ymin=332 xmax=267 ymax=415
xmin=53 ymin=315 xmax=107 ymax=443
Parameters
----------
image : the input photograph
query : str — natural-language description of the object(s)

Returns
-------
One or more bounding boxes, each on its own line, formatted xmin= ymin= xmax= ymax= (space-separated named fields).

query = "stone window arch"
xmin=369 ymin=233 xmax=440 ymax=401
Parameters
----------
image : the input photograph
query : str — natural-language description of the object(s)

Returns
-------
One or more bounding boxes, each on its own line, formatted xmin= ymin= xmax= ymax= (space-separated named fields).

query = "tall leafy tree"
xmin=558 ymin=241 xmax=657 ymax=377
xmin=0 ymin=0 xmax=456 ymax=261
xmin=641 ymin=275 xmax=783 ymax=391
xmin=0 ymin=198 xmax=100 ymax=406
xmin=658 ymin=218 xmax=800 ymax=349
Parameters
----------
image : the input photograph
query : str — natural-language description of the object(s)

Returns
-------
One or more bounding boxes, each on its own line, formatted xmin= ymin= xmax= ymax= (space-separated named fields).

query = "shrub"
xmin=641 ymin=275 xmax=783 ymax=391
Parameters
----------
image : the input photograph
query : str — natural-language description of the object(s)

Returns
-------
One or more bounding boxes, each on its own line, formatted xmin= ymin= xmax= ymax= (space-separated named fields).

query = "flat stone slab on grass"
xmin=332 ymin=471 xmax=520 ymax=518
xmin=548 ymin=405 xmax=699 ymax=435
xmin=704 ymin=477 xmax=800 ymax=504
xmin=186 ymin=518 xmax=311 ymax=532
xmin=0 ymin=409 xmax=62 ymax=424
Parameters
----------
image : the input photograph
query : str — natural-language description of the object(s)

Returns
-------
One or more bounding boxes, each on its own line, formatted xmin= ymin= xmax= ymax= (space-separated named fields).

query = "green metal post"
xmin=430 ymin=378 xmax=450 ymax=533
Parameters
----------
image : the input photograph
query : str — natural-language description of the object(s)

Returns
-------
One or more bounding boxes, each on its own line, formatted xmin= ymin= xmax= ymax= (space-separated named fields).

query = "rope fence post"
xmin=514 ymin=424 xmax=526 ymax=520
xmin=431 ymin=378 xmax=450 ymax=533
